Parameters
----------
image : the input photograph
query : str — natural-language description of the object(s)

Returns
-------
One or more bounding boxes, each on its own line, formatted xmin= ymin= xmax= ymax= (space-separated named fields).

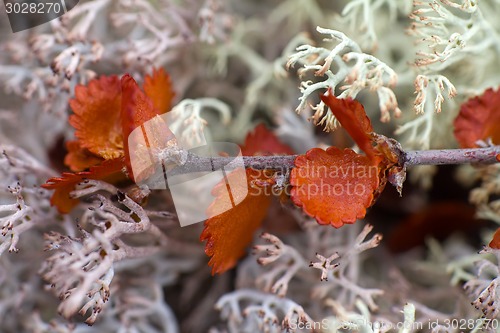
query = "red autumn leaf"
xmin=240 ymin=123 xmax=294 ymax=156
xmin=454 ymin=87 xmax=500 ymax=148
xmin=143 ymin=67 xmax=175 ymax=114
xmin=289 ymin=92 xmax=397 ymax=227
xmin=121 ymin=74 xmax=175 ymax=181
xmin=201 ymin=124 xmax=293 ymax=274
xmin=42 ymin=158 xmax=126 ymax=214
xmin=489 ymin=227 xmax=500 ymax=249
xmin=64 ymin=140 xmax=103 ymax=172
xmin=121 ymin=74 xmax=161 ymax=146
xmin=44 ymin=68 xmax=176 ymax=213
xmin=69 ymin=75 xmax=123 ymax=160
xmin=127 ymin=115 xmax=178 ymax=184
xmin=201 ymin=168 xmax=272 ymax=274
xmin=290 ymin=147 xmax=379 ymax=227
xmin=321 ymin=89 xmax=379 ymax=162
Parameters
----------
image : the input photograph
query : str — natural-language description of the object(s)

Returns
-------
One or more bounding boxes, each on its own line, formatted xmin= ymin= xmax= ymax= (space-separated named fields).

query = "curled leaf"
xmin=127 ymin=115 xmax=178 ymax=183
xmin=45 ymin=68 xmax=175 ymax=213
xmin=69 ymin=75 xmax=123 ymax=160
xmin=201 ymin=124 xmax=292 ymax=274
xmin=121 ymin=75 xmax=163 ymax=178
xmin=121 ymin=74 xmax=160 ymax=142
xmin=143 ymin=67 xmax=175 ymax=114
xmin=42 ymin=158 xmax=126 ymax=213
xmin=454 ymin=87 xmax=500 ymax=148
xmin=321 ymin=90 xmax=379 ymax=162
xmin=290 ymin=91 xmax=391 ymax=226
xmin=64 ymin=140 xmax=103 ymax=172
xmin=201 ymin=169 xmax=272 ymax=274
xmin=290 ymin=147 xmax=379 ymax=227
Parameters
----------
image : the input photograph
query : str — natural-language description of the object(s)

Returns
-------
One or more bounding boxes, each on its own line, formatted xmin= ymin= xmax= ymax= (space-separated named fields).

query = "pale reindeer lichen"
xmin=1 ymin=0 xmax=500 ymax=332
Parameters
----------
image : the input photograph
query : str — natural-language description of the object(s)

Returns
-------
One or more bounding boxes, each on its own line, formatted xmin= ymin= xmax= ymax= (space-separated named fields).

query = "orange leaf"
xmin=454 ymin=88 xmax=500 ymax=148
xmin=127 ymin=115 xmax=178 ymax=183
xmin=290 ymin=147 xmax=379 ymax=227
xmin=200 ymin=124 xmax=292 ymax=274
xmin=241 ymin=124 xmax=294 ymax=156
xmin=47 ymin=68 xmax=176 ymax=213
xmin=121 ymin=75 xmax=163 ymax=179
xmin=42 ymin=158 xmax=126 ymax=213
xmin=121 ymin=74 xmax=177 ymax=182
xmin=201 ymin=168 xmax=272 ymax=274
xmin=321 ymin=90 xmax=379 ymax=162
xmin=143 ymin=67 xmax=175 ymax=114
xmin=490 ymin=227 xmax=500 ymax=249
xmin=69 ymin=75 xmax=123 ymax=160
xmin=121 ymin=74 xmax=160 ymax=141
xmin=64 ymin=140 xmax=103 ymax=172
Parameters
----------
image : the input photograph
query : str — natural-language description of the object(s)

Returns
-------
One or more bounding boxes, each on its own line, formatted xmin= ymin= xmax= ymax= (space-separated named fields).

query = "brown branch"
xmin=164 ymin=146 xmax=500 ymax=176
xmin=403 ymin=146 xmax=500 ymax=166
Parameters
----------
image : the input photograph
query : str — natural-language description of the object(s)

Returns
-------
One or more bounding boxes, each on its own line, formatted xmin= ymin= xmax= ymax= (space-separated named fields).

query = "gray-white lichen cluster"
xmin=1 ymin=0 xmax=500 ymax=332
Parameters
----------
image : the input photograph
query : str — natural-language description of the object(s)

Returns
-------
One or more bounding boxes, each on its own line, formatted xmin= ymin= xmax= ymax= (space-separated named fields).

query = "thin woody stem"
xmin=165 ymin=146 xmax=500 ymax=176
xmin=403 ymin=146 xmax=500 ymax=166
